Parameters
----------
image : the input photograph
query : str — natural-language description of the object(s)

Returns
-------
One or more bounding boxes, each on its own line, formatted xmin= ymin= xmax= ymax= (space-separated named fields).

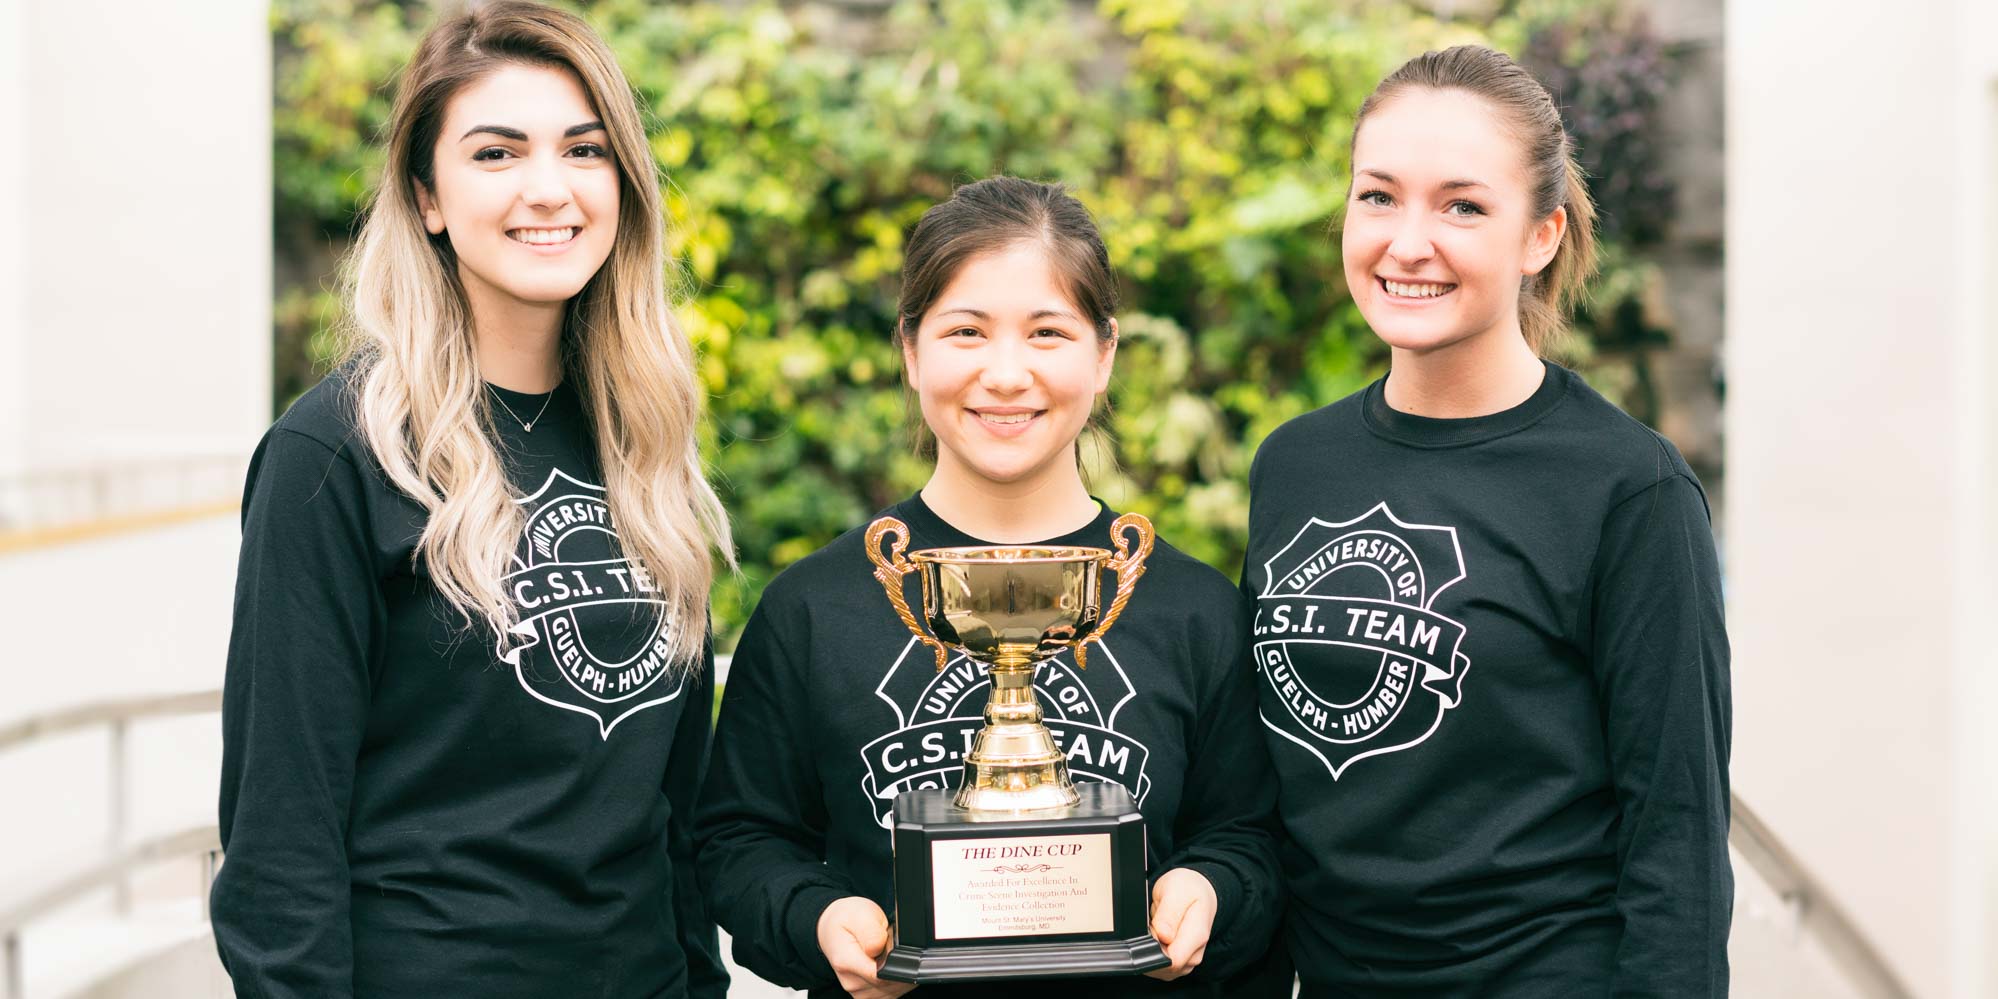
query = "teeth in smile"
xmin=1384 ymin=279 xmax=1453 ymax=298
xmin=979 ymin=412 xmax=1035 ymax=425
xmin=509 ymin=227 xmax=577 ymax=245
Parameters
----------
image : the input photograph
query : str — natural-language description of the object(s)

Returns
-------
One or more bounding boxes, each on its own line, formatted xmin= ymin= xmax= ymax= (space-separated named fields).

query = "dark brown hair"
xmin=1352 ymin=45 xmax=1599 ymax=353
xmin=893 ymin=176 xmax=1120 ymax=458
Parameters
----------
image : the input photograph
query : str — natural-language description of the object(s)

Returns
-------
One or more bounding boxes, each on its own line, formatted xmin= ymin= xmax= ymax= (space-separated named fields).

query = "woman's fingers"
xmin=1167 ymin=897 xmax=1212 ymax=969
xmin=819 ymin=896 xmax=906 ymax=997
xmin=1145 ymin=868 xmax=1217 ymax=981
xmin=824 ymin=929 xmax=878 ymax=993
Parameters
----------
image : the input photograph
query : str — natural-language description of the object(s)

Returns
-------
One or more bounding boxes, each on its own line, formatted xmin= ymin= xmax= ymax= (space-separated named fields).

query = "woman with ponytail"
xmin=697 ymin=176 xmax=1286 ymax=999
xmin=211 ymin=4 xmax=732 ymax=996
xmin=1242 ymin=46 xmax=1730 ymax=996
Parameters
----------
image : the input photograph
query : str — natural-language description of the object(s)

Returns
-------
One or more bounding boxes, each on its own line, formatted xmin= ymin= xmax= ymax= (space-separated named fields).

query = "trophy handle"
xmin=1077 ymin=512 xmax=1155 ymax=670
xmin=865 ymin=516 xmax=951 ymax=672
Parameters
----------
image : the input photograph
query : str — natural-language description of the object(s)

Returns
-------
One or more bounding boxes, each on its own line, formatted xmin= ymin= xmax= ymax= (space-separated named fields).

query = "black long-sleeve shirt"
xmin=1243 ymin=362 xmax=1731 ymax=998
xmin=695 ymin=494 xmax=1286 ymax=998
xmin=211 ymin=374 xmax=726 ymax=999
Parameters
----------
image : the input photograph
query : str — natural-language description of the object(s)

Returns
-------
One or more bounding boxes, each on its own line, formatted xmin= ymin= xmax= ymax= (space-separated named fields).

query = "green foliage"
xmin=272 ymin=0 xmax=417 ymax=226
xmin=271 ymin=0 xmax=422 ymax=404
xmin=273 ymin=0 xmax=1673 ymax=648
xmin=1519 ymin=8 xmax=1679 ymax=427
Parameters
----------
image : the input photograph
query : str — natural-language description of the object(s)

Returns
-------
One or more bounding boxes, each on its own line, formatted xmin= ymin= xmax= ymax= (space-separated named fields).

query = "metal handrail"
xmin=1727 ymin=793 xmax=1915 ymax=998
xmin=0 ymin=691 xmax=220 ymax=753
xmin=0 ymin=826 xmax=221 ymax=937
xmin=0 ymin=691 xmax=1918 ymax=999
xmin=0 ymin=692 xmax=224 ymax=999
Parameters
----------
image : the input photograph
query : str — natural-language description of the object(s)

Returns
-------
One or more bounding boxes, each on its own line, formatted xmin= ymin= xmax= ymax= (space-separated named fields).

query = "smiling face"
xmin=903 ymin=242 xmax=1116 ymax=490
xmin=1342 ymin=87 xmax=1564 ymax=355
xmin=414 ymin=62 xmax=620 ymax=316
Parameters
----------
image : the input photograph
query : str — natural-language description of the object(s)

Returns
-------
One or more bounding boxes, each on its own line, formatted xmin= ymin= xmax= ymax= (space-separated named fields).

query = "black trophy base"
xmin=882 ymin=782 xmax=1170 ymax=984
xmin=882 ymin=933 xmax=1168 ymax=984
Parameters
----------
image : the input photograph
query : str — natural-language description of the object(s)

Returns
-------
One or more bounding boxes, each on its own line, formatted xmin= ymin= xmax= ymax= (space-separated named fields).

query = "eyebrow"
xmin=1357 ymin=168 xmax=1490 ymax=192
xmin=933 ymin=307 xmax=1083 ymax=322
xmin=459 ymin=120 xmax=607 ymax=141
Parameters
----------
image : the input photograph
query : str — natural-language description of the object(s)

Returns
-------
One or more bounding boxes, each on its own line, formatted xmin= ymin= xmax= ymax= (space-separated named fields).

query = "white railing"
xmin=1727 ymin=795 xmax=1914 ymax=997
xmin=0 ymin=685 xmax=1915 ymax=999
xmin=0 ymin=692 xmax=222 ymax=999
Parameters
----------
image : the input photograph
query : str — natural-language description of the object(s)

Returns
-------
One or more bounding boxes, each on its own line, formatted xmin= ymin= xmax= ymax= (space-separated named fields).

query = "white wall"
xmin=1962 ymin=9 xmax=1998 ymax=997
xmin=1728 ymin=2 xmax=1995 ymax=996
xmin=1985 ymin=72 xmax=1998 ymax=999
xmin=0 ymin=0 xmax=269 ymax=974
xmin=18 ymin=0 xmax=270 ymax=468
xmin=1972 ymin=13 xmax=1998 ymax=997
xmin=0 ymin=0 xmax=27 ymax=477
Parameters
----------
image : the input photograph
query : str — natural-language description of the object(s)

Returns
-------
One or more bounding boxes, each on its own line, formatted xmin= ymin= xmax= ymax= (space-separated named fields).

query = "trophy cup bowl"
xmin=909 ymin=546 xmax=1106 ymax=811
xmin=911 ymin=547 xmax=1103 ymax=665
xmin=866 ymin=514 xmax=1168 ymax=983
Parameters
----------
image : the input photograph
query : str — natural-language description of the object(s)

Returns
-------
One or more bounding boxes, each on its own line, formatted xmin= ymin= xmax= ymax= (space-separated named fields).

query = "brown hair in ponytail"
xmin=1352 ymin=45 xmax=1598 ymax=353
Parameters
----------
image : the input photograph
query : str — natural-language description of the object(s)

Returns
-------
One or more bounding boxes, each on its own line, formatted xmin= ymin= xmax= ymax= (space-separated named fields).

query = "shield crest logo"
xmin=857 ymin=635 xmax=1155 ymax=827
xmin=1254 ymin=502 xmax=1471 ymax=779
xmin=501 ymin=467 xmax=687 ymax=738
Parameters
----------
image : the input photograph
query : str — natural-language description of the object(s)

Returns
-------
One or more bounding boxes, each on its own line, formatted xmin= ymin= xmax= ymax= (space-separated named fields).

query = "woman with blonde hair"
xmin=210 ymin=3 xmax=732 ymax=996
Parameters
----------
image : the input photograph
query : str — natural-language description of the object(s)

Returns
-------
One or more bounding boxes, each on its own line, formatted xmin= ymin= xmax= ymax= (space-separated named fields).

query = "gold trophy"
xmin=865 ymin=513 xmax=1170 ymax=983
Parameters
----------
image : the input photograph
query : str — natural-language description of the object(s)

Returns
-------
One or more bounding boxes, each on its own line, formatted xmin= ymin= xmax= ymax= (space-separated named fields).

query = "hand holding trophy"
xmin=864 ymin=511 xmax=1169 ymax=983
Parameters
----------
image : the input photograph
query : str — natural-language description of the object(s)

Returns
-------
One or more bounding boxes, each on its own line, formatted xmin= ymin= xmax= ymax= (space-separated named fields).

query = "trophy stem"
xmin=953 ymin=663 xmax=1080 ymax=811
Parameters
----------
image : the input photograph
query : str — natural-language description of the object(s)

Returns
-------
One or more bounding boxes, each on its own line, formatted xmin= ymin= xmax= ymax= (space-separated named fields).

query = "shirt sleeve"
xmin=667 ymin=640 xmax=730 ymax=999
xmin=1160 ymin=585 xmax=1285 ymax=980
xmin=694 ymin=596 xmax=857 ymax=991
xmin=211 ymin=429 xmax=382 ymax=998
xmin=1589 ymin=472 xmax=1732 ymax=997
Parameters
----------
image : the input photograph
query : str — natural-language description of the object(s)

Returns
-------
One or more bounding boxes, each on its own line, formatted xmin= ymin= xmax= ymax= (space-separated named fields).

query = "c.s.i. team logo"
xmin=858 ymin=636 xmax=1154 ymax=827
xmin=500 ymin=467 xmax=686 ymax=739
xmin=1254 ymin=502 xmax=1471 ymax=779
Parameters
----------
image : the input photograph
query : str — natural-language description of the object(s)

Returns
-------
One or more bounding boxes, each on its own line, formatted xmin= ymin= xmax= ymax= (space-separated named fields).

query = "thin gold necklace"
xmin=487 ymin=383 xmax=556 ymax=433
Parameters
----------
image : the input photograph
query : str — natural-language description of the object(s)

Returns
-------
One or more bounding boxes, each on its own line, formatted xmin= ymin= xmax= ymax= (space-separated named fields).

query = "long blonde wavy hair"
xmin=339 ymin=0 xmax=731 ymax=664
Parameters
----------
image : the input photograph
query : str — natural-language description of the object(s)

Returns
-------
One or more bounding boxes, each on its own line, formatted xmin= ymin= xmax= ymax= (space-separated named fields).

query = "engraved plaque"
xmin=929 ymin=833 xmax=1115 ymax=940
xmin=884 ymin=783 xmax=1164 ymax=983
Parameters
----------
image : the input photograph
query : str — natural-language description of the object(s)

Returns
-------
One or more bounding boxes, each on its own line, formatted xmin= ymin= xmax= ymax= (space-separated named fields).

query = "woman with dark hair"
xmin=1244 ymin=45 xmax=1730 ymax=996
xmin=697 ymin=176 xmax=1285 ymax=999
xmin=210 ymin=3 xmax=732 ymax=996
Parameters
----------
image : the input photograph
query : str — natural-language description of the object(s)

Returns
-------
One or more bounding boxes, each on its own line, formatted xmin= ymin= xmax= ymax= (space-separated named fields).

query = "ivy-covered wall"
xmin=273 ymin=0 xmax=1694 ymax=647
